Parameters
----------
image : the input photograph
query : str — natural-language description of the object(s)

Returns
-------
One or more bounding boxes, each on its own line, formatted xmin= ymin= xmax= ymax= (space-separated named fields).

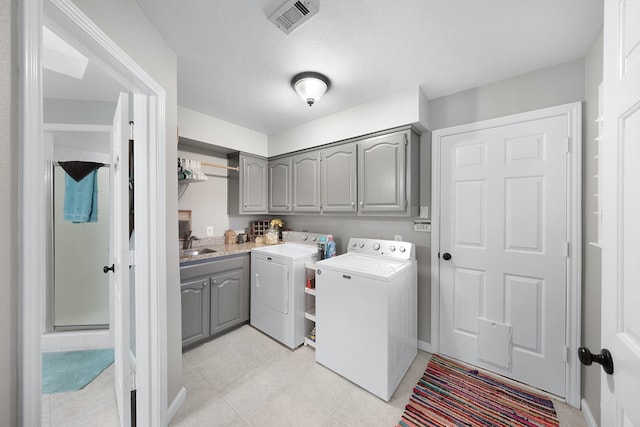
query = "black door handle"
xmin=103 ymin=264 xmax=115 ymax=274
xmin=578 ymin=347 xmax=614 ymax=374
xmin=442 ymin=252 xmax=452 ymax=261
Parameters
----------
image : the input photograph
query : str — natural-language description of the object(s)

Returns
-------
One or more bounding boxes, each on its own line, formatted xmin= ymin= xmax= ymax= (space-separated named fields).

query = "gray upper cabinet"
xmin=292 ymin=151 xmax=321 ymax=213
xmin=268 ymin=157 xmax=292 ymax=213
xmin=357 ymin=129 xmax=419 ymax=216
xmin=320 ymin=143 xmax=357 ymax=213
xmin=228 ymin=153 xmax=268 ymax=215
xmin=265 ymin=126 xmax=419 ymax=217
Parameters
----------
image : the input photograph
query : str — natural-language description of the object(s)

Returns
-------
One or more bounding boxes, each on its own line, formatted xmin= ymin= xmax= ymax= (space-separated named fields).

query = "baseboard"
xmin=418 ymin=339 xmax=432 ymax=353
xmin=42 ymin=329 xmax=111 ymax=351
xmin=166 ymin=386 xmax=186 ymax=424
xmin=581 ymin=398 xmax=598 ymax=427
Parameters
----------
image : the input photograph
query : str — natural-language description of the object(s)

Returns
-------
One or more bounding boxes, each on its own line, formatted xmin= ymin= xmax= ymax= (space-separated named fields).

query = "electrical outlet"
xmin=394 ymin=235 xmax=402 ymax=241
xmin=206 ymin=226 xmax=213 ymax=236
xmin=414 ymin=223 xmax=431 ymax=232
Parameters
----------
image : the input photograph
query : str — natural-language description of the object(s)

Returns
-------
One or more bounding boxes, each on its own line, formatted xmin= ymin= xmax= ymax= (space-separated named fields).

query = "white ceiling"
xmin=50 ymin=1 xmax=604 ymax=136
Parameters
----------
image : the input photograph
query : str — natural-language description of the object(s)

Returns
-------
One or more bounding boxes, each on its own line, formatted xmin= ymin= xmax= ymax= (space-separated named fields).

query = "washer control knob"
xmin=359 ymin=243 xmax=365 ymax=248
xmin=301 ymin=235 xmax=308 ymax=241
xmin=399 ymin=246 xmax=406 ymax=253
xmin=373 ymin=243 xmax=381 ymax=251
xmin=352 ymin=242 xmax=357 ymax=248
xmin=389 ymin=245 xmax=396 ymax=252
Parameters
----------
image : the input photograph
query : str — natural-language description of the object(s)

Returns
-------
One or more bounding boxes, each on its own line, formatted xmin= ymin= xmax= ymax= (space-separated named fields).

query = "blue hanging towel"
xmin=64 ymin=170 xmax=99 ymax=223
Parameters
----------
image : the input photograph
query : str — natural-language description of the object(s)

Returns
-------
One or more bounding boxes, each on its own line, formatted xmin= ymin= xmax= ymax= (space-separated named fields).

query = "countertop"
xmin=179 ymin=241 xmax=278 ymax=264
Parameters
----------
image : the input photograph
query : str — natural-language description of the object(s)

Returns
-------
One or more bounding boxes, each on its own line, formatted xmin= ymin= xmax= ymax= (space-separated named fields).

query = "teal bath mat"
xmin=42 ymin=348 xmax=114 ymax=394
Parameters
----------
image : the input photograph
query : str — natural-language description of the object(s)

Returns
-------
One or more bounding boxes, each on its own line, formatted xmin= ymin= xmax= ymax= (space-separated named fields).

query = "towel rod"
xmin=200 ymin=161 xmax=239 ymax=172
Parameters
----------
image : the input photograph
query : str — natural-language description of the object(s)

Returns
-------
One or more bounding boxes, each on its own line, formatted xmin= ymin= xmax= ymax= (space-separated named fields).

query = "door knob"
xmin=442 ymin=252 xmax=452 ymax=261
xmin=103 ymin=264 xmax=115 ymax=274
xmin=578 ymin=347 xmax=614 ymax=374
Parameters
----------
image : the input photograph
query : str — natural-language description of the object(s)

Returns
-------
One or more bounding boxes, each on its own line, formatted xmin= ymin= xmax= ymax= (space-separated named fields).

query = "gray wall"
xmin=429 ymin=58 xmax=586 ymax=130
xmin=44 ymin=98 xmax=116 ymax=125
xmin=283 ymin=216 xmax=433 ymax=343
xmin=281 ymin=58 xmax=591 ymax=347
xmin=0 ymin=0 xmax=18 ymax=425
xmin=582 ymin=31 xmax=603 ymax=424
xmin=72 ymin=0 xmax=183 ymax=408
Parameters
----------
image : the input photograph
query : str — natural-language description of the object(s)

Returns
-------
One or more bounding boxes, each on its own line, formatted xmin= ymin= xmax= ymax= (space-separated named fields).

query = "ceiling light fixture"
xmin=291 ymin=71 xmax=330 ymax=106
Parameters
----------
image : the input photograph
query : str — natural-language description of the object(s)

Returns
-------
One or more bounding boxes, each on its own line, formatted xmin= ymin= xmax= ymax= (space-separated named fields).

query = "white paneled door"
xmin=110 ymin=93 xmax=132 ymax=426
xmin=601 ymin=0 xmax=640 ymax=425
xmin=438 ymin=114 xmax=569 ymax=396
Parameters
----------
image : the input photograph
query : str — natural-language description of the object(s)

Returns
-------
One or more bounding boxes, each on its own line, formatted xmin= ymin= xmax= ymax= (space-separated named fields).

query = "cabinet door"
xmin=268 ymin=157 xmax=292 ymax=213
xmin=321 ymin=143 xmax=357 ymax=213
xmin=292 ymin=151 xmax=321 ymax=213
xmin=357 ymin=131 xmax=407 ymax=214
xmin=180 ymin=277 xmax=210 ymax=348
xmin=241 ymin=155 xmax=268 ymax=213
xmin=210 ymin=268 xmax=244 ymax=334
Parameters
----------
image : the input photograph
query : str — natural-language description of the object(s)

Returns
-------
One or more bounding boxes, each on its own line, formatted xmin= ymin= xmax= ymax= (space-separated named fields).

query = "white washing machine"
xmin=251 ymin=231 xmax=326 ymax=348
xmin=315 ymin=237 xmax=417 ymax=401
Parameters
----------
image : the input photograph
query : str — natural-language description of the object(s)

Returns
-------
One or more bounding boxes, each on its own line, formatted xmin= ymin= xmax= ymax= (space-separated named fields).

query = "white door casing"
xmin=111 ymin=93 xmax=131 ymax=426
xmin=431 ymin=102 xmax=582 ymax=407
xmin=600 ymin=0 xmax=640 ymax=425
xmin=20 ymin=1 xmax=172 ymax=425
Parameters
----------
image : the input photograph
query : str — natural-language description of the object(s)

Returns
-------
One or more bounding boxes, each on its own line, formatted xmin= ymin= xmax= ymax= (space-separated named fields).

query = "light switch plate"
xmin=206 ymin=226 xmax=213 ymax=236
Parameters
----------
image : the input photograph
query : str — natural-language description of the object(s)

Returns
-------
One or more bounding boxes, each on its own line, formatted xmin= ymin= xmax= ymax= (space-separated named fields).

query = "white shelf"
xmin=305 ymin=262 xmax=317 ymax=350
xmin=304 ymin=307 xmax=316 ymax=322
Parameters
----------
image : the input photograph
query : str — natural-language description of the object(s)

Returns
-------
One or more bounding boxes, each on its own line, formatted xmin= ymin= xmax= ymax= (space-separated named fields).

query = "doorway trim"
xmin=19 ymin=0 xmax=169 ymax=425
xmin=430 ymin=102 xmax=582 ymax=407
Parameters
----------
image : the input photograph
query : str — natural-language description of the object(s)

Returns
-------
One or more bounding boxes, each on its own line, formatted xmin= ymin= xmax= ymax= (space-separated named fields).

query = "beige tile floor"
xmin=43 ymin=325 xmax=588 ymax=426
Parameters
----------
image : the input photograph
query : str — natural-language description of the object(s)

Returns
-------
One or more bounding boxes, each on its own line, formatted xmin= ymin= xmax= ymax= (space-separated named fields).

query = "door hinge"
xmin=129 ymin=250 xmax=136 ymax=267
xmin=564 ymin=137 xmax=571 ymax=153
xmin=404 ymin=134 xmax=408 ymax=145
xmin=564 ymin=242 xmax=570 ymax=258
xmin=562 ymin=346 xmax=569 ymax=362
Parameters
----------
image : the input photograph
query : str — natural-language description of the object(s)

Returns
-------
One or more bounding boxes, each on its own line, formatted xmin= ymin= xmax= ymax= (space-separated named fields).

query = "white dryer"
xmin=250 ymin=231 xmax=326 ymax=348
xmin=315 ymin=237 xmax=417 ymax=401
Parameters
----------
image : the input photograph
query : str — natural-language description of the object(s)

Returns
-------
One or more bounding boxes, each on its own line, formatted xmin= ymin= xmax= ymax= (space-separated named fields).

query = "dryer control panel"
xmin=346 ymin=238 xmax=415 ymax=261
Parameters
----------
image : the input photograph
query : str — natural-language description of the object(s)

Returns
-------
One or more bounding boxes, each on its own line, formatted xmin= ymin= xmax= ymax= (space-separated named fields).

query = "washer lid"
xmin=316 ymin=253 xmax=413 ymax=281
xmin=251 ymin=242 xmax=317 ymax=260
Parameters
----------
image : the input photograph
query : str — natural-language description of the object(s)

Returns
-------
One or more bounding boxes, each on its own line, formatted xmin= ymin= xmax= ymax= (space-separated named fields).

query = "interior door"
xmin=438 ymin=114 xmax=568 ymax=396
xmin=600 ymin=0 xmax=640 ymax=424
xmin=110 ymin=92 xmax=131 ymax=426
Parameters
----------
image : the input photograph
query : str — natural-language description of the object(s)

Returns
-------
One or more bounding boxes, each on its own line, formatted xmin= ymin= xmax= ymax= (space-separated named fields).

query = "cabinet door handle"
xmin=359 ymin=201 xmax=363 ymax=207
xmin=351 ymin=201 xmax=355 ymax=207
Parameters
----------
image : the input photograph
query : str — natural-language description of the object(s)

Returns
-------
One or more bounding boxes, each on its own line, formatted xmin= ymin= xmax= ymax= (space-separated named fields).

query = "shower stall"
xmin=43 ymin=124 xmax=113 ymax=351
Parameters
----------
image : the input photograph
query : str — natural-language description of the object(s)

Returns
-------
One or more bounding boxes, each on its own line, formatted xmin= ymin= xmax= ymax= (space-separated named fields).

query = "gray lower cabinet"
xmin=180 ymin=277 xmax=210 ymax=348
xmin=320 ymin=143 xmax=357 ymax=213
xmin=180 ymin=254 xmax=250 ymax=349
xmin=210 ymin=268 xmax=243 ymax=334
xmin=268 ymin=157 xmax=292 ymax=213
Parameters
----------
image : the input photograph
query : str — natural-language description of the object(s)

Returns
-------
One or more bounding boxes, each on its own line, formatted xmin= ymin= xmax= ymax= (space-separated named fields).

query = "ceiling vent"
xmin=268 ymin=0 xmax=318 ymax=34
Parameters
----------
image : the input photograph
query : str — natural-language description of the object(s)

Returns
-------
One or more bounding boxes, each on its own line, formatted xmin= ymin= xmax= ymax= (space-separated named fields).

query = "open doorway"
xmin=40 ymin=24 xmax=133 ymax=425
xmin=20 ymin=1 xmax=170 ymax=425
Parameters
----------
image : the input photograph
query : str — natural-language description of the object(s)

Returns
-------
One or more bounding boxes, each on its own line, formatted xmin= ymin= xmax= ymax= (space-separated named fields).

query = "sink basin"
xmin=181 ymin=248 xmax=216 ymax=257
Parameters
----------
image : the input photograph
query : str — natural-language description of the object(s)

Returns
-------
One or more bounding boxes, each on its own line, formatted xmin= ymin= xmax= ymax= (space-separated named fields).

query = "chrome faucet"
xmin=182 ymin=231 xmax=200 ymax=249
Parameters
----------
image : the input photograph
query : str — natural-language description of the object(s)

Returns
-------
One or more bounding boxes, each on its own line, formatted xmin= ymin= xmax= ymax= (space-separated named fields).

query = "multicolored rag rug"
xmin=397 ymin=355 xmax=560 ymax=427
